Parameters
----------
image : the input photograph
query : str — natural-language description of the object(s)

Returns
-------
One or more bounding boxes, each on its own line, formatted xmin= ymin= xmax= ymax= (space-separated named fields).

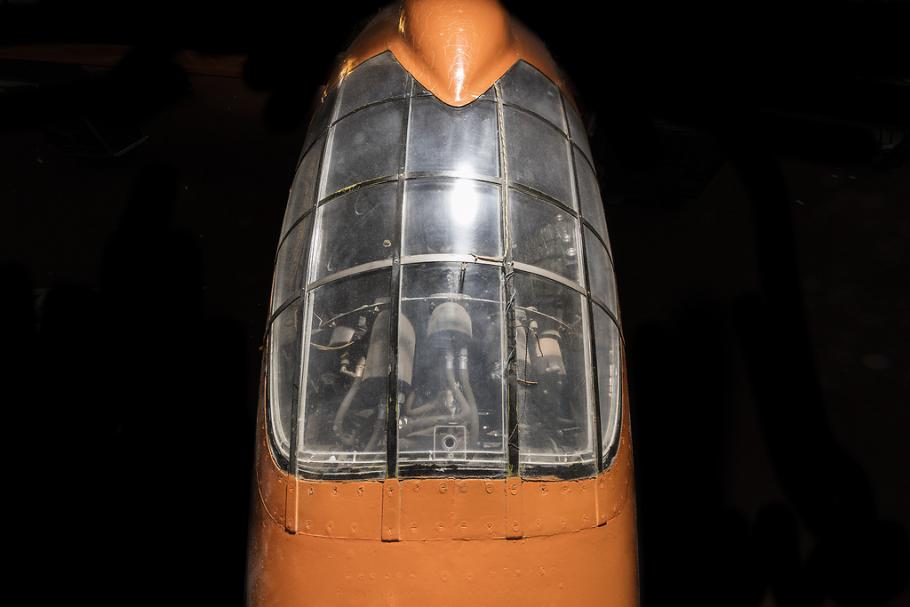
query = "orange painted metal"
xmin=254 ymin=399 xmax=634 ymax=541
xmin=248 ymin=493 xmax=638 ymax=607
xmin=326 ymin=0 xmax=567 ymax=107
xmin=249 ymin=389 xmax=637 ymax=604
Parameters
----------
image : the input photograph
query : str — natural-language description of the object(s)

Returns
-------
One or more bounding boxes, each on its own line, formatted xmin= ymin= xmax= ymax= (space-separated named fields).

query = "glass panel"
xmin=499 ymin=61 xmax=566 ymax=133
xmin=269 ymin=299 xmax=303 ymax=460
xmin=593 ymin=306 xmax=622 ymax=463
xmin=414 ymin=80 xmax=494 ymax=101
xmin=575 ymin=148 xmax=609 ymax=243
xmin=402 ymin=179 xmax=502 ymax=258
xmin=565 ymin=99 xmax=592 ymax=162
xmin=337 ymin=52 xmax=410 ymax=118
xmin=406 ymin=98 xmax=499 ymax=179
xmin=321 ymin=100 xmax=406 ymax=197
xmin=513 ymin=272 xmax=594 ymax=473
xmin=271 ymin=214 xmax=311 ymax=314
xmin=509 ymin=189 xmax=583 ymax=285
xmin=311 ymin=182 xmax=397 ymax=281
xmin=281 ymin=135 xmax=324 ymax=236
xmin=304 ymin=85 xmax=338 ymax=151
xmin=298 ymin=270 xmax=391 ymax=477
xmin=504 ymin=107 xmax=574 ymax=207
xmin=397 ymin=263 xmax=506 ymax=473
xmin=584 ymin=228 xmax=617 ymax=314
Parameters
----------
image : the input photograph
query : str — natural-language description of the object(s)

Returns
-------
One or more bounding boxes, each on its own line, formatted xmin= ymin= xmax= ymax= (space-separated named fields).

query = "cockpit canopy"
xmin=268 ymin=52 xmax=621 ymax=480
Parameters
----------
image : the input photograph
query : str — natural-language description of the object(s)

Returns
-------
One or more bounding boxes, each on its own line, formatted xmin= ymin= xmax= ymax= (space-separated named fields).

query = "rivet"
xmin=484 ymin=482 xmax=494 ymax=494
xmin=458 ymin=483 xmax=468 ymax=494
xmin=439 ymin=483 xmax=448 ymax=494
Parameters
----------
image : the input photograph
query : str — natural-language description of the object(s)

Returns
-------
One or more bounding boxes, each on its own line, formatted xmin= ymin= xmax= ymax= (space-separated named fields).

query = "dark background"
xmin=1 ymin=1 xmax=908 ymax=605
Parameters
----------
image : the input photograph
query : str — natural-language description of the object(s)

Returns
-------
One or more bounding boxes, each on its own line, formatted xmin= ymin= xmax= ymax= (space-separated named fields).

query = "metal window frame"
xmin=266 ymin=53 xmax=625 ymax=480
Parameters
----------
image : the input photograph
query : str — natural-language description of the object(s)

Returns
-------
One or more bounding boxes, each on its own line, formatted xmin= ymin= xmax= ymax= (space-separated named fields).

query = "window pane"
xmin=414 ymin=80 xmax=494 ymax=101
xmin=513 ymin=272 xmax=594 ymax=474
xmin=402 ymin=179 xmax=502 ymax=258
xmin=584 ymin=228 xmax=617 ymax=314
xmin=575 ymin=148 xmax=609 ymax=244
xmin=593 ymin=306 xmax=622 ymax=463
xmin=321 ymin=100 xmax=406 ymax=197
xmin=311 ymin=182 xmax=397 ymax=281
xmin=565 ymin=100 xmax=592 ymax=162
xmin=504 ymin=107 xmax=574 ymax=207
xmin=281 ymin=136 xmax=324 ymax=236
xmin=397 ymin=263 xmax=506 ymax=474
xmin=509 ymin=189 xmax=583 ymax=285
xmin=303 ymin=85 xmax=338 ymax=152
xmin=272 ymin=214 xmax=311 ymax=314
xmin=269 ymin=299 xmax=303 ymax=460
xmin=499 ymin=61 xmax=566 ymax=133
xmin=299 ymin=270 xmax=391 ymax=478
xmin=406 ymin=98 xmax=499 ymax=179
xmin=337 ymin=52 xmax=410 ymax=118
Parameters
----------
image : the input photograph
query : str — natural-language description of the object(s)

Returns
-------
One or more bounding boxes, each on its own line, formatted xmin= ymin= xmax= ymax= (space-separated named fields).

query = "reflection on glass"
xmin=509 ymin=189 xmax=582 ymax=285
xmin=414 ymin=80 xmax=494 ymax=101
xmin=281 ymin=136 xmax=323 ymax=236
xmin=269 ymin=300 xmax=302 ymax=459
xmin=499 ymin=61 xmax=566 ymax=133
xmin=311 ymin=182 xmax=397 ymax=281
xmin=337 ymin=52 xmax=410 ymax=118
xmin=504 ymin=107 xmax=574 ymax=207
xmin=565 ymin=100 xmax=592 ymax=162
xmin=575 ymin=148 xmax=609 ymax=243
xmin=298 ymin=270 xmax=392 ymax=478
xmin=513 ymin=272 xmax=594 ymax=473
xmin=397 ymin=263 xmax=506 ymax=473
xmin=584 ymin=228 xmax=617 ymax=313
xmin=321 ymin=100 xmax=406 ymax=198
xmin=593 ymin=306 xmax=621 ymax=463
xmin=406 ymin=98 xmax=499 ymax=179
xmin=304 ymin=86 xmax=337 ymax=151
xmin=402 ymin=179 xmax=502 ymax=258
xmin=272 ymin=215 xmax=311 ymax=314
